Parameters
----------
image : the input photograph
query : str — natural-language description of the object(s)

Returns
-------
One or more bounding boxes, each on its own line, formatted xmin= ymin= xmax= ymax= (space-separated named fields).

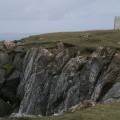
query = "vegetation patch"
xmin=6 ymin=102 xmax=120 ymax=120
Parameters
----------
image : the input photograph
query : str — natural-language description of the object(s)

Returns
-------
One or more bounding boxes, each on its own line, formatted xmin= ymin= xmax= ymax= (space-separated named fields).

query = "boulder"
xmin=4 ymin=41 xmax=16 ymax=51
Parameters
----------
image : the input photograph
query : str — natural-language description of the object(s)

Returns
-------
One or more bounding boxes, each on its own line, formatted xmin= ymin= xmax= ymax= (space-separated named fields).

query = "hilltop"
xmin=18 ymin=30 xmax=120 ymax=57
xmin=21 ymin=30 xmax=120 ymax=49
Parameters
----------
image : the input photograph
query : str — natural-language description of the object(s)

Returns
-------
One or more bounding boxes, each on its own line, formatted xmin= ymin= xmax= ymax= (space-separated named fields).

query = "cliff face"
xmin=0 ymin=41 xmax=120 ymax=117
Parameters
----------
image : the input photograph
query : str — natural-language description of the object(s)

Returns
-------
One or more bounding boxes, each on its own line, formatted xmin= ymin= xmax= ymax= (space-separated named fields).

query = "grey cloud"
xmin=0 ymin=0 xmax=120 ymax=33
xmin=0 ymin=0 xmax=93 ymax=20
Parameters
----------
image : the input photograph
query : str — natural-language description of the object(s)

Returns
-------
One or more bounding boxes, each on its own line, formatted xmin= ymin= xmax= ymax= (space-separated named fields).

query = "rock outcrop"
xmin=0 ymin=41 xmax=26 ymax=116
xmin=0 ymin=41 xmax=120 ymax=117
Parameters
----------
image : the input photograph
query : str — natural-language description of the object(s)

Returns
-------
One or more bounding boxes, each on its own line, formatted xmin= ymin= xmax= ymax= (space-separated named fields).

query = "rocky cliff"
xmin=0 ymin=40 xmax=120 ymax=117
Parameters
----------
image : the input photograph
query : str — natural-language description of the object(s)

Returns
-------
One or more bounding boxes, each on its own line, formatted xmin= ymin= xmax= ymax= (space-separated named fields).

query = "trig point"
xmin=114 ymin=16 xmax=120 ymax=30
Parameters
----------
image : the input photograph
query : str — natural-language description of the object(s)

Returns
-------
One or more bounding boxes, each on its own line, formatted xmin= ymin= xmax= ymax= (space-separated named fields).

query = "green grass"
xmin=6 ymin=102 xmax=120 ymax=120
xmin=21 ymin=30 xmax=120 ymax=49
xmin=40 ymin=102 xmax=120 ymax=120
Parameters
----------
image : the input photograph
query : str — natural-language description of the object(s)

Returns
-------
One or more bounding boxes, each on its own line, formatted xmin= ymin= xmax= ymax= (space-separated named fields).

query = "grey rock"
xmin=103 ymin=82 xmax=120 ymax=102
xmin=13 ymin=46 xmax=25 ymax=53
xmin=46 ymin=56 xmax=86 ymax=115
xmin=0 ymin=51 xmax=9 ymax=65
xmin=91 ymin=50 xmax=120 ymax=102
xmin=7 ymin=70 xmax=20 ymax=81
xmin=1 ymin=70 xmax=20 ymax=103
xmin=1 ymin=42 xmax=120 ymax=117
xmin=17 ymin=46 xmax=74 ymax=115
xmin=13 ymin=54 xmax=23 ymax=71
xmin=16 ymin=46 xmax=118 ymax=116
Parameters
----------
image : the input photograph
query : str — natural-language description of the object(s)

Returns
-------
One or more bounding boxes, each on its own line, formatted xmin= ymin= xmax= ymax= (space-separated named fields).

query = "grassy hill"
xmin=21 ymin=30 xmax=120 ymax=50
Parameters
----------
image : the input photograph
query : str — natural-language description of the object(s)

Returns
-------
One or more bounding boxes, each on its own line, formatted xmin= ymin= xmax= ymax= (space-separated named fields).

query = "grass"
xmin=4 ymin=102 xmax=120 ymax=120
xmin=39 ymin=102 xmax=120 ymax=120
xmin=21 ymin=30 xmax=120 ymax=49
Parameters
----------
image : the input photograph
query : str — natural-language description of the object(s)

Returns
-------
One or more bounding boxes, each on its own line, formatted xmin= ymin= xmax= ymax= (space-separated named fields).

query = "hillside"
xmin=1 ymin=30 xmax=120 ymax=120
xmin=21 ymin=30 xmax=120 ymax=49
xmin=18 ymin=30 xmax=120 ymax=57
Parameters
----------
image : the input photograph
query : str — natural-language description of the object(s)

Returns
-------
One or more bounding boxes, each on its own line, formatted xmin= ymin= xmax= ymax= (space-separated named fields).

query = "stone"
xmin=0 ymin=51 xmax=9 ymax=65
xmin=16 ymin=45 xmax=118 ymax=116
xmin=69 ymin=100 xmax=95 ymax=112
xmin=91 ymin=50 xmax=120 ymax=102
xmin=7 ymin=70 xmax=20 ymax=81
xmin=1 ymin=40 xmax=120 ymax=117
xmin=4 ymin=41 xmax=16 ymax=51
xmin=102 ymin=82 xmax=120 ymax=102
xmin=13 ymin=54 xmax=24 ymax=71
xmin=13 ymin=46 xmax=25 ymax=53
xmin=0 ymin=70 xmax=20 ymax=104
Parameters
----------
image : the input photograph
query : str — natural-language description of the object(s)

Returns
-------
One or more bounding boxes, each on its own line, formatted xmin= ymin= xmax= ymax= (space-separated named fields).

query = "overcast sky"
xmin=0 ymin=0 xmax=120 ymax=33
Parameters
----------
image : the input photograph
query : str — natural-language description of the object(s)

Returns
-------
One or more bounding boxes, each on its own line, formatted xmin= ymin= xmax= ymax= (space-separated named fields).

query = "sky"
xmin=0 ymin=0 xmax=120 ymax=33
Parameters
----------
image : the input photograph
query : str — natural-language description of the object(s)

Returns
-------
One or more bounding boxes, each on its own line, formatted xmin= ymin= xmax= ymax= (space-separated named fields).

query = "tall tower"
xmin=114 ymin=16 xmax=120 ymax=30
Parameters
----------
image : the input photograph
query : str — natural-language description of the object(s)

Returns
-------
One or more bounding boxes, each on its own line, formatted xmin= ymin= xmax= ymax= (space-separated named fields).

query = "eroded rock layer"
xmin=0 ymin=41 xmax=120 ymax=116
